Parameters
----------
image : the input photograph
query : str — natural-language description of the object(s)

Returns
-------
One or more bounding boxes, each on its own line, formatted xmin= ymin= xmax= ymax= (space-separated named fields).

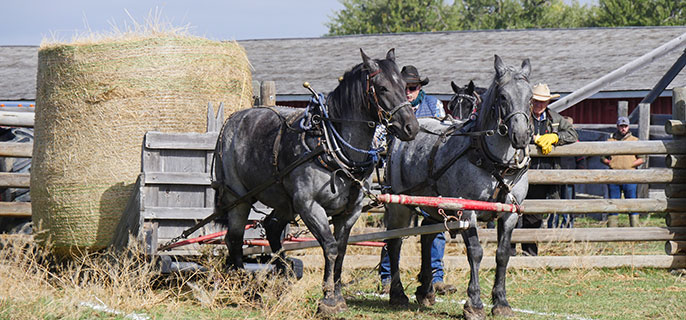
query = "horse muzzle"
xmin=385 ymin=101 xmax=419 ymax=141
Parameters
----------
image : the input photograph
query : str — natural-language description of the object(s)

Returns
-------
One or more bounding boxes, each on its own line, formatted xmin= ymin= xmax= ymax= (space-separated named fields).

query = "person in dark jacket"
xmin=512 ymin=83 xmax=578 ymax=256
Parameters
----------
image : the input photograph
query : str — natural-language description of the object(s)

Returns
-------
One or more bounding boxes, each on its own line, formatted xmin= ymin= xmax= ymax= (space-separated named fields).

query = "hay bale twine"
xmin=31 ymin=35 xmax=252 ymax=255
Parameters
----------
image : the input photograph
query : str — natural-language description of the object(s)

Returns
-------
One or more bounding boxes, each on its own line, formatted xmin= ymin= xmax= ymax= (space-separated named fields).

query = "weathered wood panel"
xmin=0 ymin=142 xmax=32 ymax=157
xmin=144 ymin=132 xmax=218 ymax=150
xmin=0 ymin=110 xmax=34 ymax=127
xmin=528 ymin=168 xmax=686 ymax=184
xmin=0 ymin=202 xmax=31 ymax=217
xmin=143 ymin=172 xmax=211 ymax=185
xmin=0 ymin=172 xmax=29 ymax=188
xmin=528 ymin=140 xmax=686 ymax=157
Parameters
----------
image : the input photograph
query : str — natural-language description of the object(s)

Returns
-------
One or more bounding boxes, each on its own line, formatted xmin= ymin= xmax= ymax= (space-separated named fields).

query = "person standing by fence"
xmin=601 ymin=116 xmax=644 ymax=227
xmin=377 ymin=65 xmax=455 ymax=295
xmin=513 ymin=83 xmax=578 ymax=256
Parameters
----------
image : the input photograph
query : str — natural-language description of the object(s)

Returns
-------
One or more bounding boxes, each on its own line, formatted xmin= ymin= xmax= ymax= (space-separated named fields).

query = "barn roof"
xmin=2 ymin=26 xmax=686 ymax=101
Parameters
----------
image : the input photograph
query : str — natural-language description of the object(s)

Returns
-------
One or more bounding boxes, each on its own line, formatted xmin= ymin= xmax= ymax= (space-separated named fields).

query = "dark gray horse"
xmin=213 ymin=49 xmax=419 ymax=314
xmin=384 ymin=55 xmax=532 ymax=320
xmin=446 ymin=80 xmax=486 ymax=121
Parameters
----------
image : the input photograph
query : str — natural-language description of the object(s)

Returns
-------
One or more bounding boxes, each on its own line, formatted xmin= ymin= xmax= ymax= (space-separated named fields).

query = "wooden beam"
xmin=367 ymin=199 xmax=686 ymax=214
xmin=528 ymin=140 xmax=686 ymax=157
xmin=0 ymin=202 xmax=31 ymax=218
xmin=666 ymin=184 xmax=686 ymax=198
xmin=528 ymin=169 xmax=686 ymax=184
xmin=666 ymin=212 xmax=686 ymax=227
xmin=0 ymin=172 xmax=30 ymax=188
xmin=665 ymin=241 xmax=686 ymax=255
xmin=665 ymin=120 xmax=686 ymax=135
xmin=521 ymin=199 xmax=686 ymax=214
xmin=665 ymin=155 xmax=686 ymax=168
xmin=296 ymin=254 xmax=686 ymax=270
xmin=0 ymin=142 xmax=32 ymax=157
xmin=0 ymin=110 xmax=34 ymax=127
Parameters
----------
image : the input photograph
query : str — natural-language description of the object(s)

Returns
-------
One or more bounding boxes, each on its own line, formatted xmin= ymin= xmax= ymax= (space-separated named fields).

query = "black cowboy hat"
xmin=401 ymin=65 xmax=429 ymax=86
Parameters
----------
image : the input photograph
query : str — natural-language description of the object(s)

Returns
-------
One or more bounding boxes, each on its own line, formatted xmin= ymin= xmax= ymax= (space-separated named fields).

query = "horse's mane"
xmin=327 ymin=58 xmax=396 ymax=119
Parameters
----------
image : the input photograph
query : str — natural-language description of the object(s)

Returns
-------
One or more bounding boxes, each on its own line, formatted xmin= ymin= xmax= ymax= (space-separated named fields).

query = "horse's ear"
xmin=386 ymin=48 xmax=396 ymax=62
xmin=467 ymin=80 xmax=475 ymax=94
xmin=521 ymin=58 xmax=531 ymax=79
xmin=494 ymin=54 xmax=506 ymax=77
xmin=451 ymin=81 xmax=460 ymax=93
xmin=361 ymin=48 xmax=380 ymax=73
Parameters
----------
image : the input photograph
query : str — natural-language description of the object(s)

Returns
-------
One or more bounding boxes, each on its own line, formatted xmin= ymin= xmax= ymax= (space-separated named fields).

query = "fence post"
xmin=666 ymin=87 xmax=686 ymax=234
xmin=252 ymin=80 xmax=261 ymax=106
xmin=261 ymin=80 xmax=276 ymax=107
xmin=618 ymin=101 xmax=628 ymax=117
xmin=638 ymin=103 xmax=651 ymax=198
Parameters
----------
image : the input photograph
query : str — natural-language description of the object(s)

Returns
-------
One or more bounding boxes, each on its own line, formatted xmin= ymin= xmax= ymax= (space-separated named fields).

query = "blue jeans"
xmin=380 ymin=231 xmax=445 ymax=284
xmin=547 ymin=184 xmax=575 ymax=228
xmin=608 ymin=183 xmax=638 ymax=216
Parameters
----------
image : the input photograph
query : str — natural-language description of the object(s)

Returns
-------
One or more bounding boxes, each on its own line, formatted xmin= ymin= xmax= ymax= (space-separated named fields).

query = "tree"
xmin=326 ymin=0 xmax=461 ymax=35
xmin=592 ymin=0 xmax=686 ymax=27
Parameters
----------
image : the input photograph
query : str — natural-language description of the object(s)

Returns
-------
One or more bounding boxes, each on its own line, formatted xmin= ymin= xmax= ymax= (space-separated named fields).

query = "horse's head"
xmin=361 ymin=48 xmax=419 ymax=141
xmin=490 ymin=55 xmax=532 ymax=149
xmin=448 ymin=80 xmax=483 ymax=120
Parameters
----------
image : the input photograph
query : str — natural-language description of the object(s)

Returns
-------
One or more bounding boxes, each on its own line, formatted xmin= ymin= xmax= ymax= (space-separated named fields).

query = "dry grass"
xmin=1 ymin=233 xmax=683 ymax=319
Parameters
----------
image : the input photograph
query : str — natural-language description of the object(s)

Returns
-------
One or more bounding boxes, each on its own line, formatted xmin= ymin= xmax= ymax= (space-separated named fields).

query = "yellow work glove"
xmin=534 ymin=133 xmax=559 ymax=155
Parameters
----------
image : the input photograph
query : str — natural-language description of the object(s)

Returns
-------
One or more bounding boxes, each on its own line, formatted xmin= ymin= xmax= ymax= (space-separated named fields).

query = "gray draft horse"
xmin=384 ymin=55 xmax=532 ymax=320
xmin=213 ymin=49 xmax=419 ymax=314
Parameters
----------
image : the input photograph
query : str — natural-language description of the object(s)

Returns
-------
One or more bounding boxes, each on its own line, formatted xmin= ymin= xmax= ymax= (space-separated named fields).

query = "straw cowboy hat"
xmin=532 ymin=83 xmax=560 ymax=101
xmin=401 ymin=65 xmax=429 ymax=86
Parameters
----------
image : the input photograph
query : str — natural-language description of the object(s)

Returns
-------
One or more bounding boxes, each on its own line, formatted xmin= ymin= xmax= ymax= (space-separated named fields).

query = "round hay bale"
xmin=31 ymin=35 xmax=252 ymax=255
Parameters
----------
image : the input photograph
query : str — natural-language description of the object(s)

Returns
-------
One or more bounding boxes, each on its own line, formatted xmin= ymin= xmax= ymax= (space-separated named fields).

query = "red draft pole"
xmin=376 ymin=194 xmax=520 ymax=213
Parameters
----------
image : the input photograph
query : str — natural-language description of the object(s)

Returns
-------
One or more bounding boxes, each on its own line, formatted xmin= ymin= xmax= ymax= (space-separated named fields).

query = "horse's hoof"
xmin=491 ymin=304 xmax=515 ymax=317
xmin=464 ymin=302 xmax=486 ymax=320
xmin=415 ymin=290 xmax=436 ymax=307
xmin=389 ymin=292 xmax=409 ymax=306
xmin=316 ymin=298 xmax=347 ymax=315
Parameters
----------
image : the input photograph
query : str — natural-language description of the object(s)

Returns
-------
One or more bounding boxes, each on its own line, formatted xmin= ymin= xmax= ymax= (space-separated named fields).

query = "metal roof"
xmin=2 ymin=27 xmax=686 ymax=101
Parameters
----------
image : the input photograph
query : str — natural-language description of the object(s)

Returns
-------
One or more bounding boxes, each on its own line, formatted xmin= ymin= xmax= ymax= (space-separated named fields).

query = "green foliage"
xmin=593 ymin=0 xmax=686 ymax=27
xmin=326 ymin=0 xmax=686 ymax=35
xmin=326 ymin=0 xmax=461 ymax=35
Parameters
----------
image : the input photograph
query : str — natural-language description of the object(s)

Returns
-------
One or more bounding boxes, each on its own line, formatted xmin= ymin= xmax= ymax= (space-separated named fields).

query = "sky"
xmin=2 ymin=0 xmax=345 ymax=45
xmin=3 ymin=1 xmax=599 ymax=46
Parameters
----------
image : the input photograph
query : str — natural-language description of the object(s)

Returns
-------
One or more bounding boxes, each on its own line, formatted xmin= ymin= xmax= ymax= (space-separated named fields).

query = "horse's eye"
xmin=377 ymin=86 xmax=388 ymax=93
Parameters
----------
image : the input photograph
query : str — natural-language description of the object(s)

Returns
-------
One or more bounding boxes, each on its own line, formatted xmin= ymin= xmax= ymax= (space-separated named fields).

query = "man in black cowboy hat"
xmin=377 ymin=65 xmax=456 ymax=295
xmin=401 ymin=65 xmax=445 ymax=118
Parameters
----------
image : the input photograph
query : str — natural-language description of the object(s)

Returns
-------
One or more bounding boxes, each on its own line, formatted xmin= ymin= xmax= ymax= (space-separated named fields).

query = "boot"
xmin=607 ymin=215 xmax=619 ymax=228
xmin=629 ymin=214 xmax=640 ymax=227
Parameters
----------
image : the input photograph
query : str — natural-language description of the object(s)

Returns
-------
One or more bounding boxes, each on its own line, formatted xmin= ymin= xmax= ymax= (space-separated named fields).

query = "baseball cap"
xmin=617 ymin=116 xmax=630 ymax=126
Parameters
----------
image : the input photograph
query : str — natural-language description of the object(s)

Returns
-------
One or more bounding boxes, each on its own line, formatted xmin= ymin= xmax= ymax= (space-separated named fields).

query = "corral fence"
xmin=1 ymin=86 xmax=685 ymax=269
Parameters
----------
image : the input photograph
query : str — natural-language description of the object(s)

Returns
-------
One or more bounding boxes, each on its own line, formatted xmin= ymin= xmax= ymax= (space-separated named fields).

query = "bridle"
xmin=365 ymin=69 xmax=412 ymax=127
xmin=482 ymin=83 xmax=531 ymax=170
xmin=448 ymin=91 xmax=481 ymax=120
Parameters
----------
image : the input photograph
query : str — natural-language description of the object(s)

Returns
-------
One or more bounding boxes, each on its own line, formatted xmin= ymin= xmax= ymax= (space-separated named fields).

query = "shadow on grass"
xmin=343 ymin=296 xmax=467 ymax=319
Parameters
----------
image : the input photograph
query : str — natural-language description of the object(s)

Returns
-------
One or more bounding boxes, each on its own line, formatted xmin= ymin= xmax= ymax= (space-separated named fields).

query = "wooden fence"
xmin=1 ymin=88 xmax=686 ymax=269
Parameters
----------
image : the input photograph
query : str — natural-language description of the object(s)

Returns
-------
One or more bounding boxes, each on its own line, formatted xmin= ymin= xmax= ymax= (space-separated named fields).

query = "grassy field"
xmin=1 ymin=222 xmax=685 ymax=320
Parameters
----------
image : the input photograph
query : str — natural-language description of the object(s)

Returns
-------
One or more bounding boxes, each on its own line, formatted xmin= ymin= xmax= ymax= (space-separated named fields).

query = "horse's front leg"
xmin=462 ymin=212 xmax=486 ymax=320
xmin=384 ymin=203 xmax=414 ymax=306
xmin=294 ymin=198 xmax=343 ymax=315
xmin=331 ymin=206 xmax=362 ymax=310
xmin=491 ymin=211 xmax=518 ymax=317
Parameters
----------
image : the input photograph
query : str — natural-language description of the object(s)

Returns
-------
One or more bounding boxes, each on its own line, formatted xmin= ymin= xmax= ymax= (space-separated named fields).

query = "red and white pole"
xmin=376 ymin=194 xmax=520 ymax=213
